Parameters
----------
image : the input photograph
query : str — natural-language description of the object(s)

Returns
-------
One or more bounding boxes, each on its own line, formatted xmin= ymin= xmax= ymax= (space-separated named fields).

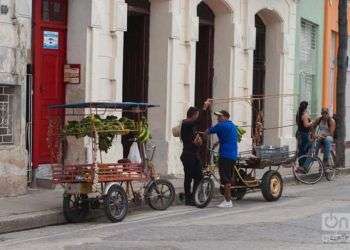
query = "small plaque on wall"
xmin=64 ymin=64 xmax=80 ymax=84
xmin=43 ymin=31 xmax=59 ymax=49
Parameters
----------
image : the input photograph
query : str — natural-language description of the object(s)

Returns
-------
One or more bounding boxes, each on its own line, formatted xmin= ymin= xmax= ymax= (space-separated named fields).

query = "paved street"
xmin=1 ymin=176 xmax=350 ymax=250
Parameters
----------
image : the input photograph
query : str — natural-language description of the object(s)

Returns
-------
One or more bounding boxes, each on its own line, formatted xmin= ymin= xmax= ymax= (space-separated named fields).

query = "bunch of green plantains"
xmin=237 ymin=126 xmax=246 ymax=143
xmin=63 ymin=115 xmax=151 ymax=152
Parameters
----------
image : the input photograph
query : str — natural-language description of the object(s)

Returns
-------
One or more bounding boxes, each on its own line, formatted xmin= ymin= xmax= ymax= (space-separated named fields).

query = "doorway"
xmin=122 ymin=0 xmax=150 ymax=157
xmin=32 ymin=0 xmax=67 ymax=166
xmin=195 ymin=2 xmax=215 ymax=131
xmin=252 ymin=15 xmax=266 ymax=146
xmin=195 ymin=2 xmax=215 ymax=161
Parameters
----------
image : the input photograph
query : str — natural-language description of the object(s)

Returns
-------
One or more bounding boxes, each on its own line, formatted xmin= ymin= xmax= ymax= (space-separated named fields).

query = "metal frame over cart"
xmin=49 ymin=102 xmax=175 ymax=223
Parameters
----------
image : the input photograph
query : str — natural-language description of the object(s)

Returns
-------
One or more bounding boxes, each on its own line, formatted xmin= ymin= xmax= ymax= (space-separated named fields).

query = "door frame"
xmin=195 ymin=2 xmax=215 ymax=162
xmin=32 ymin=0 xmax=68 ymax=166
xmin=252 ymin=14 xmax=266 ymax=146
xmin=122 ymin=0 xmax=150 ymax=157
xmin=195 ymin=2 xmax=215 ymax=111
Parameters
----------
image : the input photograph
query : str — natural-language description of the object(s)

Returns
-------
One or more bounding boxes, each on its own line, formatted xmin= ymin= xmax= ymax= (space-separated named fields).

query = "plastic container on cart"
xmin=254 ymin=145 xmax=289 ymax=159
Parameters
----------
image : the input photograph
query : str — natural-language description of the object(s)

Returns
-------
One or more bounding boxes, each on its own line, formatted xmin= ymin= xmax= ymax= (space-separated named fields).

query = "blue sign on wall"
xmin=43 ymin=31 xmax=59 ymax=49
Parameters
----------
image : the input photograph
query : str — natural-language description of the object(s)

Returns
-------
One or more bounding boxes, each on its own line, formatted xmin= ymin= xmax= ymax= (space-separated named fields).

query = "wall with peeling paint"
xmin=0 ymin=0 xmax=31 ymax=196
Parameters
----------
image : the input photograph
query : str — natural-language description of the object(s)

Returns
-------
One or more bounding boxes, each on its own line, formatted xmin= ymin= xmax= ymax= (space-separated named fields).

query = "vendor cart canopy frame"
xmin=49 ymin=102 xmax=159 ymax=110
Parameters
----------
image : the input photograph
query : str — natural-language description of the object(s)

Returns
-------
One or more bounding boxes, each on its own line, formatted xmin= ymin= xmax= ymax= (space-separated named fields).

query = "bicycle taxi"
xmin=49 ymin=102 xmax=175 ymax=223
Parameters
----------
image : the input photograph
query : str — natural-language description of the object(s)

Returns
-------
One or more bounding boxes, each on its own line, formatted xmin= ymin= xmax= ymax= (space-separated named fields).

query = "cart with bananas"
xmin=49 ymin=102 xmax=175 ymax=223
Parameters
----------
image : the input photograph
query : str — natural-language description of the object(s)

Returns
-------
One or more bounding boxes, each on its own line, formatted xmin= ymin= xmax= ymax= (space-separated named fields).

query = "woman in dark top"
xmin=180 ymin=102 xmax=209 ymax=205
xmin=296 ymin=101 xmax=314 ymax=168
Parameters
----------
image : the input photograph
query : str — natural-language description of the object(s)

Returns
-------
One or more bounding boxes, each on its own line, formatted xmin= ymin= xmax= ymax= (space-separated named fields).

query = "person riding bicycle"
xmin=314 ymin=108 xmax=336 ymax=166
xmin=204 ymin=109 xmax=238 ymax=208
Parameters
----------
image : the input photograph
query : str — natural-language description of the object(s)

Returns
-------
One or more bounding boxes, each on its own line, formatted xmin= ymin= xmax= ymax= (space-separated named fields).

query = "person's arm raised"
xmin=302 ymin=113 xmax=314 ymax=128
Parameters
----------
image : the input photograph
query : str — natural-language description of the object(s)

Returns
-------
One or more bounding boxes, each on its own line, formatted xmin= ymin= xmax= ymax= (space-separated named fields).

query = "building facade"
xmin=294 ymin=0 xmax=324 ymax=117
xmin=322 ymin=0 xmax=350 ymax=165
xmin=58 ymin=0 xmax=297 ymax=176
xmin=0 ymin=0 xmax=31 ymax=196
xmin=1 ymin=0 xmax=300 ymax=196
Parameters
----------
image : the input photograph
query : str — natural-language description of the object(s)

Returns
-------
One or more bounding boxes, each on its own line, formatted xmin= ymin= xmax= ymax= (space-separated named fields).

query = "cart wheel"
xmin=104 ymin=184 xmax=128 ymax=223
xmin=261 ymin=170 xmax=283 ymax=202
xmin=63 ymin=193 xmax=89 ymax=223
xmin=194 ymin=177 xmax=214 ymax=208
xmin=146 ymin=179 xmax=175 ymax=210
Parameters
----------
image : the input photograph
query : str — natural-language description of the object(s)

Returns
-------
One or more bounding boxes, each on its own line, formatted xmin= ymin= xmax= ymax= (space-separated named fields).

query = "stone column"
xmin=65 ymin=0 xmax=128 ymax=164
xmin=148 ymin=0 xmax=183 ymax=175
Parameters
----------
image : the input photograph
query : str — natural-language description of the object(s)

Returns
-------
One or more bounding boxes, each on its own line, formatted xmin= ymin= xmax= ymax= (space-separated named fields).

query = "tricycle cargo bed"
xmin=237 ymin=148 xmax=296 ymax=168
xmin=52 ymin=163 xmax=147 ymax=184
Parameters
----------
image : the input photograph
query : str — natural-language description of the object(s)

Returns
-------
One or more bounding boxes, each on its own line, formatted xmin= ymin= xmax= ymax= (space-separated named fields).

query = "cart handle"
xmin=147 ymin=144 xmax=156 ymax=161
xmin=142 ymin=143 xmax=156 ymax=161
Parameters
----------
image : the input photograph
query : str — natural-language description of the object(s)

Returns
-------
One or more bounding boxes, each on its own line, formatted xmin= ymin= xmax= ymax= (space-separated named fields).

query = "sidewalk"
xmin=0 ymin=178 xmax=184 ymax=234
xmin=1 ymin=168 xmax=350 ymax=234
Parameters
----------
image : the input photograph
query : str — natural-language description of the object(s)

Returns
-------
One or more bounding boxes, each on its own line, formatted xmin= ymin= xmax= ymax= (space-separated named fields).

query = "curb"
xmin=337 ymin=167 xmax=350 ymax=176
xmin=0 ymin=209 xmax=65 ymax=234
xmin=0 ymin=193 xmax=187 ymax=235
xmin=1 ymin=167 xmax=350 ymax=234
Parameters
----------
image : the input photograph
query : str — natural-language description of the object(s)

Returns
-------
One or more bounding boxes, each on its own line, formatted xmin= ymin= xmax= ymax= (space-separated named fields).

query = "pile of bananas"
xmin=137 ymin=119 xmax=151 ymax=143
xmin=63 ymin=115 xmax=151 ymax=152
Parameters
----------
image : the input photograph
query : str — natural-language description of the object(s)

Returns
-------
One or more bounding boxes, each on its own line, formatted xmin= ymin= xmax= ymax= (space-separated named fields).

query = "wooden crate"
xmin=97 ymin=163 xmax=147 ymax=182
xmin=52 ymin=164 xmax=95 ymax=184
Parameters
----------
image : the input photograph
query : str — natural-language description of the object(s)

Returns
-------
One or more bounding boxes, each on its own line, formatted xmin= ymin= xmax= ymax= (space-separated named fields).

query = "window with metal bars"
xmin=300 ymin=19 xmax=317 ymax=72
xmin=299 ymin=19 xmax=318 ymax=113
xmin=0 ymin=86 xmax=14 ymax=145
xmin=42 ymin=0 xmax=66 ymax=22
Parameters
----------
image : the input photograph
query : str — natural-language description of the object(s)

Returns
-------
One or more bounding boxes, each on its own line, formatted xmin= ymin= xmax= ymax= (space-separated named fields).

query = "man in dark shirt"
xmin=180 ymin=102 xmax=210 ymax=205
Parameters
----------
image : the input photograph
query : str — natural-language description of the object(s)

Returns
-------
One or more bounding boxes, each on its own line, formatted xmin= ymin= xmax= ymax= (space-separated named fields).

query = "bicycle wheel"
xmin=104 ymin=184 xmax=128 ymax=223
xmin=63 ymin=193 xmax=89 ymax=223
xmin=324 ymin=151 xmax=336 ymax=181
xmin=293 ymin=155 xmax=323 ymax=184
xmin=146 ymin=179 xmax=175 ymax=210
xmin=317 ymin=148 xmax=337 ymax=181
xmin=194 ymin=177 xmax=214 ymax=208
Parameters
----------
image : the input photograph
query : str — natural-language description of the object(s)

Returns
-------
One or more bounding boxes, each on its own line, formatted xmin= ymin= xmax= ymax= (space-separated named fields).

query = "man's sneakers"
xmin=217 ymin=200 xmax=233 ymax=208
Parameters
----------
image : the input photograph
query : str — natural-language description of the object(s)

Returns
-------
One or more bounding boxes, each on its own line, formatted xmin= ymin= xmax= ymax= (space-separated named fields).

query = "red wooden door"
xmin=33 ymin=0 xmax=67 ymax=166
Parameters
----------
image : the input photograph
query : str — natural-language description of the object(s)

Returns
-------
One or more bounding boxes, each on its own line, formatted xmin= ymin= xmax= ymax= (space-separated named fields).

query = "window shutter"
xmin=299 ymin=19 xmax=318 ymax=114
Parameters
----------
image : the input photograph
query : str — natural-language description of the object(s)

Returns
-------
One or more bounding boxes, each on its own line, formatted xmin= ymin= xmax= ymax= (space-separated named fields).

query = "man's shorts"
xmin=218 ymin=157 xmax=236 ymax=185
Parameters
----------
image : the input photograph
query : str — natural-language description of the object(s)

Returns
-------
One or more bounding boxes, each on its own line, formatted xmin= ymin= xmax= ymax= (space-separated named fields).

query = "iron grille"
xmin=0 ymin=86 xmax=14 ymax=145
xmin=299 ymin=19 xmax=318 ymax=112
xmin=300 ymin=19 xmax=318 ymax=73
